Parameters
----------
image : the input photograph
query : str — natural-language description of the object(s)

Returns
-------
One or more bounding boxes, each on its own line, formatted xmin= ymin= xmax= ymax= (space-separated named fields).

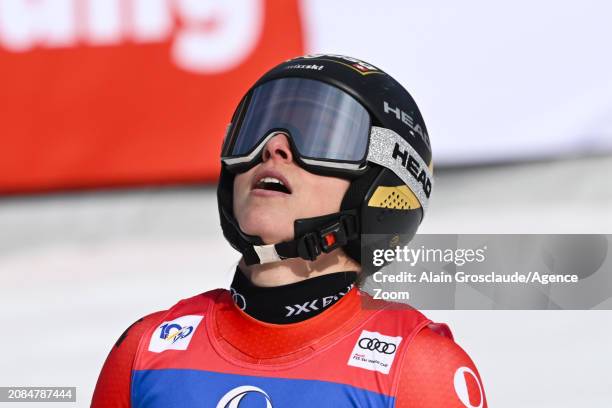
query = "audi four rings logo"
xmin=358 ymin=337 xmax=397 ymax=354
xmin=348 ymin=330 xmax=402 ymax=374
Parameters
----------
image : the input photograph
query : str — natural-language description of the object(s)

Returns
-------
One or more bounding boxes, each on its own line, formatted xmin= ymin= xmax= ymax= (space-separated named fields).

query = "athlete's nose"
xmin=262 ymin=132 xmax=294 ymax=163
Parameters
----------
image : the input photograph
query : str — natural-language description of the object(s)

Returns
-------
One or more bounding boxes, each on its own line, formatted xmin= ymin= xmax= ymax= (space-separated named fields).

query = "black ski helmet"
xmin=217 ymin=54 xmax=433 ymax=273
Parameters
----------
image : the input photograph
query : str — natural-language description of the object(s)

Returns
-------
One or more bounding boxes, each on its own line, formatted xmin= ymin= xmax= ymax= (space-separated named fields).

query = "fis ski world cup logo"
xmin=148 ymin=315 xmax=203 ymax=353
xmin=347 ymin=330 xmax=402 ymax=374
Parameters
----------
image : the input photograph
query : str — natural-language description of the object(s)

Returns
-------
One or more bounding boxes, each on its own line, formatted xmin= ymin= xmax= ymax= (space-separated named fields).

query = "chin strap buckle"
xmin=297 ymin=214 xmax=358 ymax=261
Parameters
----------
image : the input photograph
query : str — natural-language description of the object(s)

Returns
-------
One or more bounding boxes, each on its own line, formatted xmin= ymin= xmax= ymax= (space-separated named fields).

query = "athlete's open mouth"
xmin=255 ymin=177 xmax=291 ymax=194
xmin=252 ymin=171 xmax=292 ymax=194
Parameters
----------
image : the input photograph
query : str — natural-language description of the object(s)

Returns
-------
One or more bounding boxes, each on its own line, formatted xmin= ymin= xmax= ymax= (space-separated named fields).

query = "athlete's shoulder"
xmin=395 ymin=327 xmax=488 ymax=408
xmin=356 ymin=288 xmax=434 ymax=332
xmin=114 ymin=311 xmax=166 ymax=348
xmin=92 ymin=289 xmax=227 ymax=408
xmin=109 ymin=288 xmax=226 ymax=350
xmin=91 ymin=310 xmax=166 ymax=408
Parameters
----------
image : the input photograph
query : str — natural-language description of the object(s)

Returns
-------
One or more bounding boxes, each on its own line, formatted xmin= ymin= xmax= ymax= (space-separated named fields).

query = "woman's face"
xmin=233 ymin=133 xmax=350 ymax=244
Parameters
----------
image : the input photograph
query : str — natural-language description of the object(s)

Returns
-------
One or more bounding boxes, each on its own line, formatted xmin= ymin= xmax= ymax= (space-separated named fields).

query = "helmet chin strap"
xmin=224 ymin=207 xmax=360 ymax=265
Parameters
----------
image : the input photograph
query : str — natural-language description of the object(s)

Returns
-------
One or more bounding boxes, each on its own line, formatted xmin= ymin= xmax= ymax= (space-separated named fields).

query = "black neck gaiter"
xmin=229 ymin=266 xmax=357 ymax=324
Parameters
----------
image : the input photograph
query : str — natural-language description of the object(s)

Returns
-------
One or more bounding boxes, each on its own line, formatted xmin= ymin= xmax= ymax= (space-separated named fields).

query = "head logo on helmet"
xmin=217 ymin=54 xmax=433 ymax=272
xmin=383 ymin=101 xmax=431 ymax=149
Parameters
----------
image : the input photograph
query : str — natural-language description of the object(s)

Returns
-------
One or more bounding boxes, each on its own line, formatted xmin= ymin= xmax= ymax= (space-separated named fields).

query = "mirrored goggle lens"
xmin=225 ymin=77 xmax=371 ymax=163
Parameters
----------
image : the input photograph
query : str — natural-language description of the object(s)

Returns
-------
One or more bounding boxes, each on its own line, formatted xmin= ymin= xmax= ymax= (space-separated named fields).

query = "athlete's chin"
xmin=236 ymin=210 xmax=294 ymax=244
xmin=240 ymin=196 xmax=294 ymax=215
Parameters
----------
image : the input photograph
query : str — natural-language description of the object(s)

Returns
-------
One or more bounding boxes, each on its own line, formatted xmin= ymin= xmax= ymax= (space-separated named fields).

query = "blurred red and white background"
xmin=1 ymin=1 xmax=611 ymax=407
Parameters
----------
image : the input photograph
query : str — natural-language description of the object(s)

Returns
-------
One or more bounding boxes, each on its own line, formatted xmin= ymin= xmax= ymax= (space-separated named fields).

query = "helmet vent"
xmin=368 ymin=186 xmax=421 ymax=211
xmin=382 ymin=191 xmax=410 ymax=209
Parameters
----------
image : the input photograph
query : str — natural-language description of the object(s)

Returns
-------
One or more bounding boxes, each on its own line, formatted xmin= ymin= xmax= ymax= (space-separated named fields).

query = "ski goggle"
xmin=221 ymin=77 xmax=433 ymax=211
xmin=221 ymin=77 xmax=372 ymax=174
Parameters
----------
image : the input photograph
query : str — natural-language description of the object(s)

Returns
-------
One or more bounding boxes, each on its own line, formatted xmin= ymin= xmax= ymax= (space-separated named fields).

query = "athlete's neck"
xmin=230 ymin=265 xmax=358 ymax=324
xmin=238 ymin=249 xmax=361 ymax=287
